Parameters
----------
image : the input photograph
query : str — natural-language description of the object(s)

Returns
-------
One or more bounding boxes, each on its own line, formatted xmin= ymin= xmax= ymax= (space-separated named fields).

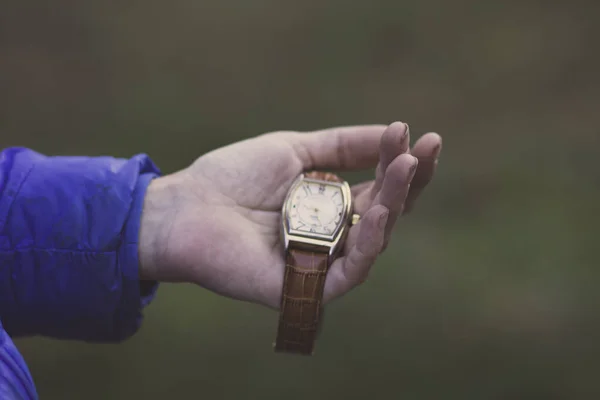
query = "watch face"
xmin=287 ymin=180 xmax=346 ymax=237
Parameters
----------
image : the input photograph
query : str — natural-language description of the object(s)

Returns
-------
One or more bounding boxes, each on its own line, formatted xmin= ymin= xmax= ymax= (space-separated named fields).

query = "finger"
xmin=349 ymin=122 xmax=410 ymax=213
xmin=371 ymin=153 xmax=418 ymax=246
xmin=403 ymin=133 xmax=442 ymax=214
xmin=369 ymin=122 xmax=410 ymax=199
xmin=350 ymin=181 xmax=376 ymax=214
xmin=289 ymin=124 xmax=389 ymax=170
xmin=324 ymin=205 xmax=389 ymax=300
xmin=351 ymin=181 xmax=374 ymax=199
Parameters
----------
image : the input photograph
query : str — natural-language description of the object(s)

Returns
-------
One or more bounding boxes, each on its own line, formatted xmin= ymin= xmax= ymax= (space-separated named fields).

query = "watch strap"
xmin=274 ymin=248 xmax=329 ymax=354
xmin=304 ymin=171 xmax=343 ymax=183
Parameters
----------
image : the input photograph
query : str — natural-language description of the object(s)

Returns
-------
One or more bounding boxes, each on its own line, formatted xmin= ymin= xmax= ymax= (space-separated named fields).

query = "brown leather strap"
xmin=274 ymin=170 xmax=342 ymax=355
xmin=305 ymin=171 xmax=343 ymax=183
xmin=274 ymin=249 xmax=329 ymax=355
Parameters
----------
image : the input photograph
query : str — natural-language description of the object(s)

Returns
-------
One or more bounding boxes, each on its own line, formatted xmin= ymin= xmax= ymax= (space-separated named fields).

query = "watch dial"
xmin=288 ymin=181 xmax=345 ymax=236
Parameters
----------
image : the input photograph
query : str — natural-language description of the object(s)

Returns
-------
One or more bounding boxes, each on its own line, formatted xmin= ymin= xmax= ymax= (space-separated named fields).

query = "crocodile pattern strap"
xmin=274 ymin=249 xmax=329 ymax=354
xmin=274 ymin=171 xmax=343 ymax=355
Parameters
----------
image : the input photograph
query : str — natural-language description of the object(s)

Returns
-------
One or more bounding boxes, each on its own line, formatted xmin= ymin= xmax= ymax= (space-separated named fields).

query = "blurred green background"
xmin=2 ymin=0 xmax=600 ymax=398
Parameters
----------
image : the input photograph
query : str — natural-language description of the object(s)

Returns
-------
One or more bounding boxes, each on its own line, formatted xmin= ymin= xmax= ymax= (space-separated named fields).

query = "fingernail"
xmin=409 ymin=157 xmax=418 ymax=175
xmin=403 ymin=123 xmax=410 ymax=139
xmin=378 ymin=210 xmax=389 ymax=229
xmin=432 ymin=143 xmax=442 ymax=158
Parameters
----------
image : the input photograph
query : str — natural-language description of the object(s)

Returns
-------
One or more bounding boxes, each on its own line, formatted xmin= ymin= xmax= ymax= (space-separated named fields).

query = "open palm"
xmin=143 ymin=123 xmax=441 ymax=310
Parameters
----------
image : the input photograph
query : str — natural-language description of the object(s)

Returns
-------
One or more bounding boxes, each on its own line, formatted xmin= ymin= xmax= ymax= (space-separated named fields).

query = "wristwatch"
xmin=274 ymin=171 xmax=360 ymax=355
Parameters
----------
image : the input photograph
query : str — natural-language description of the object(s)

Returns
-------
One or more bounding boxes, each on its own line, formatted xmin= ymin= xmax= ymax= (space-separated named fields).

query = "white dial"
xmin=288 ymin=181 xmax=345 ymax=236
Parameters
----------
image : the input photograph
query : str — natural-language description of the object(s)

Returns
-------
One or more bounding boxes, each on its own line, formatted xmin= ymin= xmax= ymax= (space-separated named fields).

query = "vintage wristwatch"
xmin=274 ymin=171 xmax=360 ymax=355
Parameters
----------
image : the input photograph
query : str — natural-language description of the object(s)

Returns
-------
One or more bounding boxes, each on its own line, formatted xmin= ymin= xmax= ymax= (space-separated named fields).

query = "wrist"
xmin=138 ymin=173 xmax=182 ymax=281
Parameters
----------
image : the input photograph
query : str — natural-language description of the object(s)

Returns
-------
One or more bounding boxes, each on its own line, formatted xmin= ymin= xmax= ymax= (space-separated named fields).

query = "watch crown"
xmin=351 ymin=213 xmax=361 ymax=226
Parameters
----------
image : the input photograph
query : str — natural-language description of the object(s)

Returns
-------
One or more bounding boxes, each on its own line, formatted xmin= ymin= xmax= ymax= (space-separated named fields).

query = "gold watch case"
xmin=281 ymin=174 xmax=354 ymax=258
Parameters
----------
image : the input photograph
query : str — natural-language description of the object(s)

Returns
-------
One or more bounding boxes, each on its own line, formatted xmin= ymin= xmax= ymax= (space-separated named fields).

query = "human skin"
xmin=137 ymin=122 xmax=442 ymax=310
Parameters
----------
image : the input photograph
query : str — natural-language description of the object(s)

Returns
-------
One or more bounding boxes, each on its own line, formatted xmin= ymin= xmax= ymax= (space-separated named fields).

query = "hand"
xmin=138 ymin=122 xmax=442 ymax=309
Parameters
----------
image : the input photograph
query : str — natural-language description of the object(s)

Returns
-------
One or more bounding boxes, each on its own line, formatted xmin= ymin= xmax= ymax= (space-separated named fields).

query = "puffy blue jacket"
xmin=0 ymin=147 xmax=161 ymax=399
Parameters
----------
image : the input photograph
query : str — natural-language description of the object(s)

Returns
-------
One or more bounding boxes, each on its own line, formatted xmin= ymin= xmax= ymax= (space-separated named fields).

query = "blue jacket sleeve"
xmin=0 ymin=147 xmax=161 ymax=342
xmin=0 ymin=319 xmax=38 ymax=400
